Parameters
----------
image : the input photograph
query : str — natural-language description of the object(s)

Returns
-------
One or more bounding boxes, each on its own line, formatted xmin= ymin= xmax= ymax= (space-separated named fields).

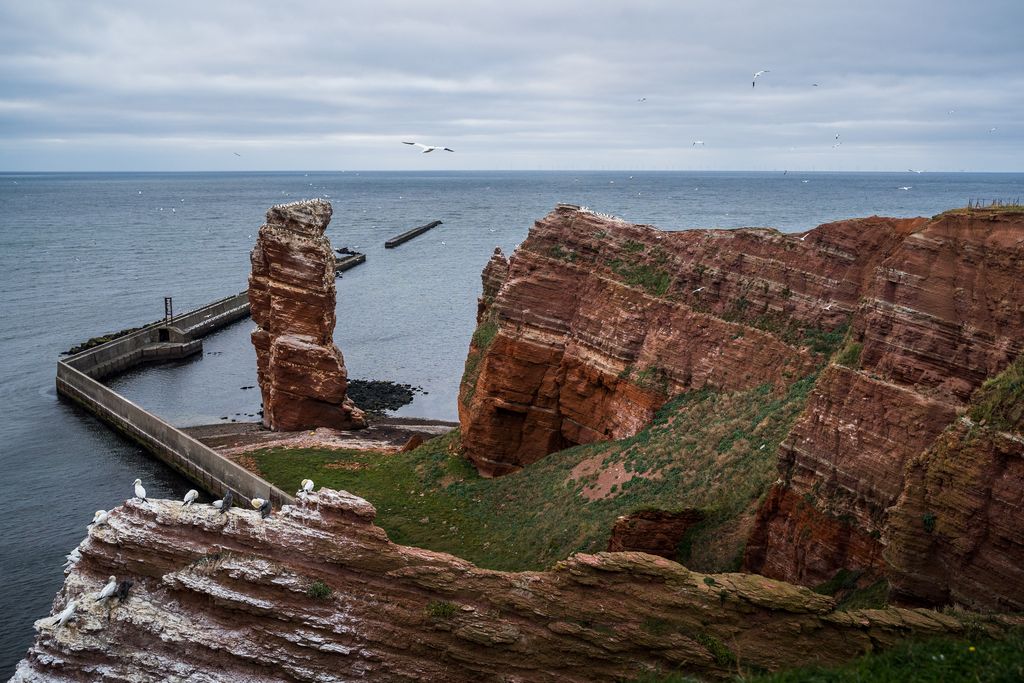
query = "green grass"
xmin=968 ymin=353 xmax=1024 ymax=432
xmin=835 ymin=341 xmax=863 ymax=369
xmin=425 ymin=600 xmax=458 ymax=619
xmin=252 ymin=372 xmax=819 ymax=573
xmin=306 ymin=579 xmax=333 ymax=600
xmin=459 ymin=319 xmax=499 ymax=406
xmin=606 ymin=258 xmax=672 ymax=296
xmin=741 ymin=629 xmax=1024 ymax=683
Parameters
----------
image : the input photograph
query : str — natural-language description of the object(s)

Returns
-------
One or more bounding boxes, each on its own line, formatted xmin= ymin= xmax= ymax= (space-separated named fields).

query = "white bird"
xmin=250 ymin=497 xmax=266 ymax=510
xmin=908 ymin=168 xmax=924 ymax=174
xmin=402 ymin=141 xmax=454 ymax=153
xmin=637 ymin=97 xmax=647 ymax=102
xmin=182 ymin=489 xmax=198 ymax=507
xmin=692 ymin=287 xmax=705 ymax=293
xmin=799 ymin=234 xmax=808 ymax=241
xmin=824 ymin=302 xmax=833 ymax=311
xmin=300 ymin=479 xmax=314 ymax=495
xmin=989 ymin=127 xmax=997 ymax=133
xmin=96 ymin=576 xmax=118 ymax=602
xmin=899 ymin=186 xmax=912 ymax=191
xmin=752 ymin=70 xmax=770 ymax=87
xmin=212 ymin=499 xmax=223 ymax=509
xmin=692 ymin=140 xmax=705 ymax=147
xmin=133 ymin=479 xmax=147 ymax=502
xmin=63 ymin=547 xmax=82 ymax=570
xmin=52 ymin=600 xmax=77 ymax=627
xmin=91 ymin=510 xmax=109 ymax=527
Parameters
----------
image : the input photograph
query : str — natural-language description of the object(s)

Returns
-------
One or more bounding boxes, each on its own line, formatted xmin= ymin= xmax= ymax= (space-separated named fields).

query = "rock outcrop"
xmin=459 ymin=205 xmax=1024 ymax=610
xmin=249 ymin=200 xmax=366 ymax=431
xmin=14 ymin=492 xmax=1007 ymax=682
xmin=607 ymin=509 xmax=706 ymax=559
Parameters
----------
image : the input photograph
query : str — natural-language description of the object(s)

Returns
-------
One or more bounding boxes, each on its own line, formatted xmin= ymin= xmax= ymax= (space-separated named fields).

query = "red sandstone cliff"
xmin=14 ymin=492 xmax=1002 ymax=682
xmin=249 ymin=200 xmax=366 ymax=431
xmin=459 ymin=205 xmax=1024 ymax=610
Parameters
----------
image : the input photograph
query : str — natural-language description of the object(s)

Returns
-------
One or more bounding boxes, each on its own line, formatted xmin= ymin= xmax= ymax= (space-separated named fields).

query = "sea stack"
xmin=248 ymin=199 xmax=366 ymax=431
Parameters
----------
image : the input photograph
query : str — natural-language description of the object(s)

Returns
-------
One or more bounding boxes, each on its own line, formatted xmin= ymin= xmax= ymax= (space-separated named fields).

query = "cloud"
xmin=0 ymin=0 xmax=1021 ymax=170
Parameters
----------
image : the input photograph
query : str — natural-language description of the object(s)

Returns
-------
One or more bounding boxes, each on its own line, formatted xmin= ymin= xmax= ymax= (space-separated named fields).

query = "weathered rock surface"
xmin=249 ymin=200 xmax=366 ymax=431
xmin=459 ymin=205 xmax=1024 ymax=609
xmin=607 ymin=509 xmax=706 ymax=559
xmin=14 ymin=492 xmax=1007 ymax=683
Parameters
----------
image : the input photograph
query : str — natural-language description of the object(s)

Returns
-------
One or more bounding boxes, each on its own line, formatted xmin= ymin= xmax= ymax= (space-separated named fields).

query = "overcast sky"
xmin=1 ymin=0 xmax=1021 ymax=172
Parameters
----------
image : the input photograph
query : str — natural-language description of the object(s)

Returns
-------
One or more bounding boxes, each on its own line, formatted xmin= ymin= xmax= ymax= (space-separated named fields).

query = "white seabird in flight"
xmin=402 ymin=142 xmax=454 ymax=154
xmin=182 ymin=489 xmax=198 ymax=507
xmin=133 ymin=479 xmax=147 ymax=502
xmin=692 ymin=140 xmax=705 ymax=147
xmin=96 ymin=576 xmax=118 ymax=602
xmin=752 ymin=70 xmax=770 ymax=87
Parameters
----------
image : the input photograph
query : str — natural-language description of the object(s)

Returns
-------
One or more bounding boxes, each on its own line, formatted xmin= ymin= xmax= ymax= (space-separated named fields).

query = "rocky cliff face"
xmin=14 ymin=492 xmax=998 ymax=682
xmin=249 ymin=200 xmax=366 ymax=432
xmin=459 ymin=205 xmax=1024 ymax=610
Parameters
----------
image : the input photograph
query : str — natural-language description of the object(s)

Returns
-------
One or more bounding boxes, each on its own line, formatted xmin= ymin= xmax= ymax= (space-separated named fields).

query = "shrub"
xmin=425 ymin=600 xmax=458 ymax=619
xmin=307 ymin=579 xmax=333 ymax=600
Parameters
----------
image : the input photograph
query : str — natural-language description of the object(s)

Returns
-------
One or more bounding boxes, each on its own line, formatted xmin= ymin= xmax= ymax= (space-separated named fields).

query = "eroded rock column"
xmin=248 ymin=199 xmax=366 ymax=431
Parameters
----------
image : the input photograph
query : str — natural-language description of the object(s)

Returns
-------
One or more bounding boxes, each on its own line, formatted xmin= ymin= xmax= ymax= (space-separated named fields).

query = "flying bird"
xmin=133 ymin=479 xmax=147 ymax=502
xmin=218 ymin=490 xmax=233 ymax=514
xmin=637 ymin=97 xmax=647 ymax=102
xmin=899 ymin=186 xmax=912 ymax=190
xmin=692 ymin=140 xmax=705 ymax=147
xmin=182 ymin=489 xmax=198 ymax=507
xmin=52 ymin=600 xmax=77 ymax=627
xmin=692 ymin=287 xmax=705 ymax=294
xmin=908 ymin=168 xmax=924 ymax=174
xmin=752 ymin=70 xmax=770 ymax=87
xmin=233 ymin=152 xmax=241 ymax=157
xmin=96 ymin=576 xmax=118 ymax=602
xmin=91 ymin=510 xmax=109 ymax=527
xmin=402 ymin=141 xmax=454 ymax=153
xmin=989 ymin=127 xmax=997 ymax=133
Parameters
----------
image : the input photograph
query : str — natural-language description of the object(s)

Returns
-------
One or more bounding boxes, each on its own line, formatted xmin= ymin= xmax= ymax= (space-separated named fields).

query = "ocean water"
xmin=1 ymin=170 xmax=1021 ymax=675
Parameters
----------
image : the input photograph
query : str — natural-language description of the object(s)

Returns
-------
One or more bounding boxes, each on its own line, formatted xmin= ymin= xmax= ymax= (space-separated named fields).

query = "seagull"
xmin=133 ymin=479 xmax=147 ymax=502
xmin=116 ymin=580 xmax=134 ymax=602
xmin=52 ymin=600 xmax=77 ymax=627
xmin=402 ymin=141 xmax=454 ymax=153
xmin=218 ymin=490 xmax=233 ymax=514
xmin=899 ymin=186 xmax=912 ymax=191
xmin=812 ymin=83 xmax=820 ymax=87
xmin=752 ymin=70 xmax=770 ymax=87
xmin=835 ymin=133 xmax=840 ymax=140
xmin=96 ymin=576 xmax=118 ymax=602
xmin=91 ymin=510 xmax=109 ymax=527
xmin=182 ymin=489 xmax=198 ymax=507
xmin=692 ymin=140 xmax=705 ymax=147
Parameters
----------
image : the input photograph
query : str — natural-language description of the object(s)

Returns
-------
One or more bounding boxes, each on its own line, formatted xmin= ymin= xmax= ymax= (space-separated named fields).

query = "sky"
xmin=1 ymin=0 xmax=1021 ymax=172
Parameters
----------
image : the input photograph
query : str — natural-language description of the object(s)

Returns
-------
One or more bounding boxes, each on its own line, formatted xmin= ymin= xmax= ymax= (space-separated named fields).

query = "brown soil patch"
xmin=568 ymin=453 xmax=659 ymax=501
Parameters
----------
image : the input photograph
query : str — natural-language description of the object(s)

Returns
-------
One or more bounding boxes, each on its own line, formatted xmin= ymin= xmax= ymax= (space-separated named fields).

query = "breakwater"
xmin=384 ymin=219 xmax=443 ymax=248
xmin=56 ymin=291 xmax=293 ymax=507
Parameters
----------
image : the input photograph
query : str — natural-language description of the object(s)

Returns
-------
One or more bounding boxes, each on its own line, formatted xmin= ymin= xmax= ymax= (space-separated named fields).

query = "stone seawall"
xmin=56 ymin=290 xmax=291 ymax=506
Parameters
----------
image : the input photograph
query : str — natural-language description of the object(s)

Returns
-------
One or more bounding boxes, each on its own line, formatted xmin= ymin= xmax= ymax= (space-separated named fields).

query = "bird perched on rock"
xmin=116 ymin=579 xmax=134 ymax=602
xmin=182 ymin=489 xmax=198 ymax=506
xmin=52 ymin=600 xmax=77 ymax=627
xmin=298 ymin=479 xmax=314 ymax=496
xmin=62 ymin=547 xmax=81 ymax=570
xmin=217 ymin=490 xmax=233 ymax=514
xmin=96 ymin=576 xmax=118 ymax=602
xmin=133 ymin=479 xmax=147 ymax=502
xmin=90 ymin=510 xmax=109 ymax=527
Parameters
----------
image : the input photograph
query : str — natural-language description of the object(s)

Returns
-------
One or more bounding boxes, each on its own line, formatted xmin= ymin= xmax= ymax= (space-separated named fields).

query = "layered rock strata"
xmin=460 ymin=205 xmax=1024 ymax=609
xmin=607 ymin=509 xmax=706 ymax=559
xmin=249 ymin=200 xmax=366 ymax=431
xmin=460 ymin=205 xmax=917 ymax=476
xmin=14 ymin=492 xmax=1005 ymax=682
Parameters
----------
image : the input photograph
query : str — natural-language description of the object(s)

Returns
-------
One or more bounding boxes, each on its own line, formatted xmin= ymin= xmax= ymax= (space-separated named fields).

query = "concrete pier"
xmin=384 ymin=220 xmax=442 ymax=248
xmin=56 ymin=290 xmax=293 ymax=507
xmin=335 ymin=252 xmax=366 ymax=272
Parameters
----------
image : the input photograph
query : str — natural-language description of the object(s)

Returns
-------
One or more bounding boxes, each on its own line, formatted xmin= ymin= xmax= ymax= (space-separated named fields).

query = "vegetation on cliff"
xmin=253 ymin=371 xmax=817 ymax=572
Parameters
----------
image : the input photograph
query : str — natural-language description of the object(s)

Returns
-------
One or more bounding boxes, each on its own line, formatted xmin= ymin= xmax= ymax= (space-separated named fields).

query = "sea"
xmin=1 ymin=170 xmax=1021 ymax=675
